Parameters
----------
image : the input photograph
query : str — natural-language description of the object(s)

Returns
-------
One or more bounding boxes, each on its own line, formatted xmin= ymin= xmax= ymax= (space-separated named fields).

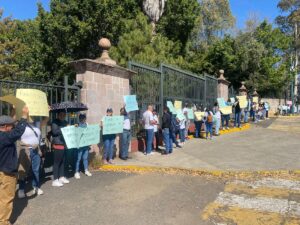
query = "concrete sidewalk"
xmin=112 ymin=119 xmax=300 ymax=171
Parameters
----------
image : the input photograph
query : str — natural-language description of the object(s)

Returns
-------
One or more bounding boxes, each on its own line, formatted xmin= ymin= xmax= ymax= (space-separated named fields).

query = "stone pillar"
xmin=70 ymin=38 xmax=135 ymax=124
xmin=239 ymin=81 xmax=247 ymax=96
xmin=69 ymin=38 xmax=136 ymax=154
xmin=252 ymin=88 xmax=259 ymax=97
xmin=217 ymin=69 xmax=230 ymax=100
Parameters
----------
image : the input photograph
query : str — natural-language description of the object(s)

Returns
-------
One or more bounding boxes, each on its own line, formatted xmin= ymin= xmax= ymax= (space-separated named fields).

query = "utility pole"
xmin=293 ymin=22 xmax=298 ymax=113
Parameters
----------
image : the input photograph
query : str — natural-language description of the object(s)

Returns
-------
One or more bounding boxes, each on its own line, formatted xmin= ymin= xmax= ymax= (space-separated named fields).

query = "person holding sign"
xmin=0 ymin=106 xmax=28 ymax=225
xmin=204 ymin=108 xmax=213 ymax=140
xmin=142 ymin=105 xmax=156 ymax=155
xmin=233 ymin=97 xmax=241 ymax=128
xmin=51 ymin=111 xmax=70 ymax=187
xmin=119 ymin=108 xmax=131 ymax=161
xmin=214 ymin=107 xmax=221 ymax=136
xmin=221 ymin=99 xmax=231 ymax=130
xmin=102 ymin=108 xmax=117 ymax=164
xmin=74 ymin=114 xmax=92 ymax=179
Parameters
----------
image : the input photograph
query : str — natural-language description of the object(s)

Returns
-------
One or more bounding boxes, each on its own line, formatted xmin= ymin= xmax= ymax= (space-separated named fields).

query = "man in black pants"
xmin=51 ymin=111 xmax=69 ymax=187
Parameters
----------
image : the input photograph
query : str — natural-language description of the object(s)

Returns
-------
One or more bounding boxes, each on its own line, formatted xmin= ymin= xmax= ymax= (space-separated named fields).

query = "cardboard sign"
xmin=194 ymin=112 xmax=205 ymax=120
xmin=16 ymin=89 xmax=49 ymax=117
xmin=102 ymin=116 xmax=124 ymax=135
xmin=220 ymin=106 xmax=232 ymax=115
xmin=174 ymin=100 xmax=182 ymax=110
xmin=217 ymin=98 xmax=226 ymax=108
xmin=253 ymin=97 xmax=258 ymax=104
xmin=187 ymin=108 xmax=194 ymax=119
xmin=0 ymin=95 xmax=26 ymax=119
xmin=167 ymin=101 xmax=176 ymax=114
xmin=237 ymin=95 xmax=248 ymax=109
xmin=124 ymin=95 xmax=139 ymax=112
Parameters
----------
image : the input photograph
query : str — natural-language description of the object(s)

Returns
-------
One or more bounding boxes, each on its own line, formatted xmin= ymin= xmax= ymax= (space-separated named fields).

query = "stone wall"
xmin=261 ymin=98 xmax=285 ymax=115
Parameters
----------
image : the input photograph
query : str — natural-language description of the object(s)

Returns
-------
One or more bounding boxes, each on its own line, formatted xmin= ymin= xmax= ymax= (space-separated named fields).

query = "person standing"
xmin=182 ymin=103 xmax=190 ymax=140
xmin=74 ymin=114 xmax=92 ymax=179
xmin=170 ymin=114 xmax=181 ymax=148
xmin=215 ymin=107 xmax=221 ymax=136
xmin=102 ymin=108 xmax=116 ymax=164
xmin=178 ymin=116 xmax=186 ymax=146
xmin=234 ymin=97 xmax=241 ymax=128
xmin=119 ymin=108 xmax=131 ymax=161
xmin=265 ymin=102 xmax=270 ymax=119
xmin=152 ymin=110 xmax=160 ymax=151
xmin=204 ymin=108 xmax=213 ymax=140
xmin=244 ymin=96 xmax=251 ymax=123
xmin=0 ymin=106 xmax=28 ymax=225
xmin=161 ymin=106 xmax=172 ymax=155
xmin=18 ymin=118 xmax=43 ymax=198
xmin=51 ymin=111 xmax=70 ymax=187
xmin=142 ymin=105 xmax=155 ymax=155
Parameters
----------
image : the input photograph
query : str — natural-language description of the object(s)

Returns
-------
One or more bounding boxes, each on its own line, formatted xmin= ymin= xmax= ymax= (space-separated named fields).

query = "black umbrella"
xmin=50 ymin=101 xmax=88 ymax=113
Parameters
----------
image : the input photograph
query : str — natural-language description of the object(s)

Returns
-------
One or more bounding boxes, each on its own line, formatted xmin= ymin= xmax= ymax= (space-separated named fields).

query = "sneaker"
xmin=18 ymin=189 xmax=26 ymax=198
xmin=74 ymin=172 xmax=81 ymax=179
xmin=149 ymin=152 xmax=155 ymax=155
xmin=52 ymin=179 xmax=63 ymax=187
xmin=59 ymin=177 xmax=70 ymax=184
xmin=103 ymin=160 xmax=109 ymax=165
xmin=222 ymin=127 xmax=225 ymax=130
xmin=32 ymin=187 xmax=37 ymax=195
xmin=226 ymin=127 xmax=229 ymax=130
xmin=108 ymin=160 xmax=115 ymax=164
xmin=85 ymin=170 xmax=92 ymax=177
xmin=37 ymin=188 xmax=44 ymax=195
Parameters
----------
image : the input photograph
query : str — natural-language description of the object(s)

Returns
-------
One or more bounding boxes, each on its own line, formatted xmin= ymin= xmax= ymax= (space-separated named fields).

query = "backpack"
xmin=207 ymin=113 xmax=213 ymax=123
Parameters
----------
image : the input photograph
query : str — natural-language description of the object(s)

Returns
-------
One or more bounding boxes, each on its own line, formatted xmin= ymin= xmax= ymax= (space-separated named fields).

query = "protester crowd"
xmin=0 ymin=95 xmax=271 ymax=225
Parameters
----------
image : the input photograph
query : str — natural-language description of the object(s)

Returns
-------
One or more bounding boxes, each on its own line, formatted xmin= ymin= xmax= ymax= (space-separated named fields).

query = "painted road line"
xmin=232 ymin=178 xmax=300 ymax=191
xmin=215 ymin=192 xmax=300 ymax=216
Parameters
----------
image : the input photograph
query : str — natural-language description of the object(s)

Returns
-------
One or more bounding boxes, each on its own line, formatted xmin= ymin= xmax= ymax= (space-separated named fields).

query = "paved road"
xmin=13 ymin=172 xmax=223 ymax=225
xmin=114 ymin=118 xmax=300 ymax=171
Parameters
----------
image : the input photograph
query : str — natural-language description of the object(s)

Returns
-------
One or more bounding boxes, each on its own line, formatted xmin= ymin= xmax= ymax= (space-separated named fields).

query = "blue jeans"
xmin=215 ymin=119 xmax=221 ymax=135
xmin=244 ymin=111 xmax=249 ymax=123
xmin=103 ymin=137 xmax=115 ymax=161
xmin=145 ymin=129 xmax=154 ymax=154
xmin=205 ymin=122 xmax=213 ymax=138
xmin=171 ymin=130 xmax=179 ymax=146
xmin=75 ymin=147 xmax=89 ymax=172
xmin=194 ymin=121 xmax=202 ymax=138
xmin=222 ymin=115 xmax=229 ymax=128
xmin=234 ymin=112 xmax=241 ymax=127
xmin=120 ymin=130 xmax=131 ymax=158
xmin=162 ymin=128 xmax=173 ymax=153
xmin=179 ymin=129 xmax=185 ymax=143
xmin=30 ymin=148 xmax=41 ymax=188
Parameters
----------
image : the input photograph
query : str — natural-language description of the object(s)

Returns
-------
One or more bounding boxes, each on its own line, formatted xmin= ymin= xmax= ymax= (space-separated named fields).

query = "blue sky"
xmin=1 ymin=0 xmax=281 ymax=29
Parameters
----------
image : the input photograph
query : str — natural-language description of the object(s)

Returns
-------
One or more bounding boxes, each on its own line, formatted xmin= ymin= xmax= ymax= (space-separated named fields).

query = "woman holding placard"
xmin=102 ymin=108 xmax=116 ymax=164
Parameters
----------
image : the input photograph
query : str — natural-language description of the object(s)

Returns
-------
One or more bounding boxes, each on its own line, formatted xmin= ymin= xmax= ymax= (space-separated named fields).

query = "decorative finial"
xmin=98 ymin=38 xmax=116 ymax=65
xmin=219 ymin=69 xmax=225 ymax=80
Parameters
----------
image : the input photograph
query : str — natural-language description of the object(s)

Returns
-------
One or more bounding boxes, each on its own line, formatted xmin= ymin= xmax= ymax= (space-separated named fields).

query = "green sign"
xmin=124 ymin=95 xmax=139 ymax=112
xmin=187 ymin=108 xmax=194 ymax=119
xmin=167 ymin=101 xmax=176 ymax=114
xmin=61 ymin=125 xmax=101 ymax=149
xmin=176 ymin=109 xmax=185 ymax=121
xmin=103 ymin=116 xmax=124 ymax=135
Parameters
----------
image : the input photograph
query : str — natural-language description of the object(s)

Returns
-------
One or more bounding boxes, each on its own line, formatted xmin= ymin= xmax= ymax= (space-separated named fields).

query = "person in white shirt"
xmin=179 ymin=117 xmax=186 ymax=145
xmin=182 ymin=103 xmax=190 ymax=139
xmin=215 ymin=107 xmax=221 ymax=136
xmin=142 ymin=105 xmax=156 ymax=155
xmin=18 ymin=119 xmax=43 ymax=198
xmin=119 ymin=108 xmax=132 ymax=160
xmin=152 ymin=110 xmax=160 ymax=151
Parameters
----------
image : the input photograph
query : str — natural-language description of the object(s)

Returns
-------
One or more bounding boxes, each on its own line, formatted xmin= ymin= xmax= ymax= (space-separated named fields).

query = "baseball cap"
xmin=106 ymin=108 xmax=113 ymax=113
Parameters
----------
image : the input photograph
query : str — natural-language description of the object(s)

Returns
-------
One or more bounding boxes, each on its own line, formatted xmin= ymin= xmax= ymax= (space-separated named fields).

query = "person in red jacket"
xmin=0 ymin=106 xmax=29 ymax=225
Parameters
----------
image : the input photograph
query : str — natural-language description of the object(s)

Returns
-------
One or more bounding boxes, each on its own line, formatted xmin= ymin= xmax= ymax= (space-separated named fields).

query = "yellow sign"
xmin=174 ymin=100 xmax=182 ymax=110
xmin=237 ymin=95 xmax=248 ymax=109
xmin=194 ymin=112 xmax=205 ymax=120
xmin=253 ymin=97 xmax=258 ymax=104
xmin=0 ymin=95 xmax=26 ymax=119
xmin=16 ymin=89 xmax=49 ymax=117
xmin=220 ymin=106 xmax=232 ymax=115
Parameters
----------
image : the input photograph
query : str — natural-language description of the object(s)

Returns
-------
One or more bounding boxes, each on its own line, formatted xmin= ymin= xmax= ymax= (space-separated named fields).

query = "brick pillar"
xmin=217 ymin=69 xmax=230 ymax=100
xmin=69 ymin=38 xmax=136 ymax=154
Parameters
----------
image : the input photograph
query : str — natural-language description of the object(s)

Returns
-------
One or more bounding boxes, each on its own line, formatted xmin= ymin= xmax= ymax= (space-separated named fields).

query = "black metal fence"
xmin=128 ymin=61 xmax=218 ymax=136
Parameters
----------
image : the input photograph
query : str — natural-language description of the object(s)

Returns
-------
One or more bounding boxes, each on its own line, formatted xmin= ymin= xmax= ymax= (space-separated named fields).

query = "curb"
xmin=98 ymin=165 xmax=300 ymax=181
xmin=219 ymin=123 xmax=251 ymax=135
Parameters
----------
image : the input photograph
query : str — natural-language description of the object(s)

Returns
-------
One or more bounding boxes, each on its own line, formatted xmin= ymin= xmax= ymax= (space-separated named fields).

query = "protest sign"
xmin=217 ymin=98 xmax=226 ymax=107
xmin=174 ymin=100 xmax=182 ymax=110
xmin=103 ymin=116 xmax=124 ymax=135
xmin=124 ymin=95 xmax=138 ymax=112
xmin=194 ymin=112 xmax=205 ymax=120
xmin=62 ymin=125 xmax=100 ymax=149
xmin=237 ymin=95 xmax=248 ymax=108
xmin=187 ymin=108 xmax=194 ymax=119
xmin=230 ymin=97 xmax=235 ymax=104
xmin=253 ymin=97 xmax=258 ymax=104
xmin=16 ymin=89 xmax=49 ymax=117
xmin=220 ymin=106 xmax=232 ymax=115
xmin=287 ymin=100 xmax=292 ymax=106
xmin=176 ymin=109 xmax=185 ymax=121
xmin=167 ymin=101 xmax=176 ymax=114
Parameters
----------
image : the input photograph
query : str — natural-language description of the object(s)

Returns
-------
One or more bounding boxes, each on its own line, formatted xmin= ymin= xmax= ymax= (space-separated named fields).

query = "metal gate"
xmin=128 ymin=61 xmax=218 ymax=136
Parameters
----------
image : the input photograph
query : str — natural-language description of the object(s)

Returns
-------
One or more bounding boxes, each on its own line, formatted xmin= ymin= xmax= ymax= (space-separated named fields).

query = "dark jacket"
xmin=51 ymin=119 xmax=68 ymax=145
xmin=235 ymin=102 xmax=241 ymax=113
xmin=0 ymin=118 xmax=27 ymax=174
xmin=162 ymin=112 xmax=171 ymax=129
